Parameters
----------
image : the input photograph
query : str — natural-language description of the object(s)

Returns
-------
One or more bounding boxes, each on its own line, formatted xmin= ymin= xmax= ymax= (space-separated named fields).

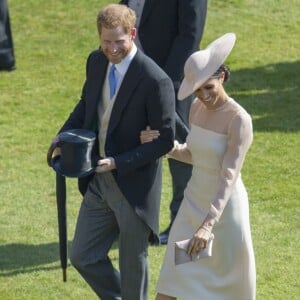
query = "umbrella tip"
xmin=63 ymin=269 xmax=67 ymax=282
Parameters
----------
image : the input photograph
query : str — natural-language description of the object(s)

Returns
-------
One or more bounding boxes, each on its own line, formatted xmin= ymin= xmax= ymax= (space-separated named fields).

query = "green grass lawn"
xmin=0 ymin=0 xmax=299 ymax=299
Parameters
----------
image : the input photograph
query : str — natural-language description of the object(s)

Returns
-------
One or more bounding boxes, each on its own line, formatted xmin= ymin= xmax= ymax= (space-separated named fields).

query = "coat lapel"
xmin=84 ymin=51 xmax=108 ymax=130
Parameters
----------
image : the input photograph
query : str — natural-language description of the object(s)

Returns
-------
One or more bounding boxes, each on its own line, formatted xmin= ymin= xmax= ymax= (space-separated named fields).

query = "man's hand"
xmin=51 ymin=136 xmax=61 ymax=156
xmin=95 ymin=157 xmax=116 ymax=173
xmin=47 ymin=136 xmax=61 ymax=166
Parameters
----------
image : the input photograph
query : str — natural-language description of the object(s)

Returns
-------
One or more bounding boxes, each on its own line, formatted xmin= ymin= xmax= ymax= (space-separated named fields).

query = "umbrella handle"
xmin=47 ymin=140 xmax=60 ymax=167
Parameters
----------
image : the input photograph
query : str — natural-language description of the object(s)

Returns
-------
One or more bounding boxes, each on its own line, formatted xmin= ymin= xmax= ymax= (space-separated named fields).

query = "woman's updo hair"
xmin=213 ymin=64 xmax=231 ymax=82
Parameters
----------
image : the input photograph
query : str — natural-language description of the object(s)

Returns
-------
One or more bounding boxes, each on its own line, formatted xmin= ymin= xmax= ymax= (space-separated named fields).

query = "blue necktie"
xmin=109 ymin=64 xmax=117 ymax=99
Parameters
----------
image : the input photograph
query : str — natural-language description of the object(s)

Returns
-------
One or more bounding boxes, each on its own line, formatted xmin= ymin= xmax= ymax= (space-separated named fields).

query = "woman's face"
xmin=194 ymin=73 xmax=225 ymax=107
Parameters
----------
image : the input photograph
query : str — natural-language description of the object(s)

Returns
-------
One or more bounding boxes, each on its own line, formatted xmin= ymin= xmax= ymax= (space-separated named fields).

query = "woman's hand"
xmin=140 ymin=126 xmax=160 ymax=144
xmin=187 ymin=225 xmax=212 ymax=255
xmin=168 ymin=140 xmax=180 ymax=155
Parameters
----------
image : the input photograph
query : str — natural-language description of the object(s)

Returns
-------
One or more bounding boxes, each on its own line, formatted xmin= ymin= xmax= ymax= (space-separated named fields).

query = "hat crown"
xmin=178 ymin=33 xmax=236 ymax=100
xmin=184 ymin=49 xmax=210 ymax=83
xmin=51 ymin=129 xmax=97 ymax=178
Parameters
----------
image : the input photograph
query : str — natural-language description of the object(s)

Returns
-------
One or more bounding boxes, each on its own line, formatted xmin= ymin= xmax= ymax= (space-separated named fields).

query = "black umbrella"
xmin=55 ymin=173 xmax=67 ymax=282
xmin=47 ymin=129 xmax=96 ymax=281
xmin=47 ymin=143 xmax=68 ymax=282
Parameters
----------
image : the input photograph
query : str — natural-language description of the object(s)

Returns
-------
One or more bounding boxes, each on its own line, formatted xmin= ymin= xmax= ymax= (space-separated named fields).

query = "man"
xmin=121 ymin=0 xmax=208 ymax=244
xmin=50 ymin=4 xmax=175 ymax=299
xmin=0 ymin=0 xmax=15 ymax=71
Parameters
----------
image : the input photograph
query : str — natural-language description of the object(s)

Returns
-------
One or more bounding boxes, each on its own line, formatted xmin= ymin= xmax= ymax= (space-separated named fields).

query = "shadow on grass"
xmin=0 ymin=242 xmax=66 ymax=277
xmin=0 ymin=241 xmax=119 ymax=277
xmin=229 ymin=61 xmax=300 ymax=132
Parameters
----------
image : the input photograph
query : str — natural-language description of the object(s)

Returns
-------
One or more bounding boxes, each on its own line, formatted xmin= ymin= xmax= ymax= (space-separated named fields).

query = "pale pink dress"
xmin=156 ymin=97 xmax=256 ymax=300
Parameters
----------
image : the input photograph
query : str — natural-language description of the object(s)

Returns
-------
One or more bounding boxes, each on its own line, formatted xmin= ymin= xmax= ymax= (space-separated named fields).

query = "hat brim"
xmin=178 ymin=78 xmax=197 ymax=101
xmin=51 ymin=156 xmax=95 ymax=178
xmin=178 ymin=33 xmax=236 ymax=100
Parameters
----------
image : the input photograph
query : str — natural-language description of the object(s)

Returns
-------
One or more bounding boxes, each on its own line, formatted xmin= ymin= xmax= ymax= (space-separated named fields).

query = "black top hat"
xmin=47 ymin=129 xmax=97 ymax=178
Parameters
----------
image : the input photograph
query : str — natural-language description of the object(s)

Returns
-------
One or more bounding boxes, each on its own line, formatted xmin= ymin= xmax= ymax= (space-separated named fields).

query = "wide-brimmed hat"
xmin=178 ymin=33 xmax=236 ymax=100
xmin=47 ymin=129 xmax=97 ymax=178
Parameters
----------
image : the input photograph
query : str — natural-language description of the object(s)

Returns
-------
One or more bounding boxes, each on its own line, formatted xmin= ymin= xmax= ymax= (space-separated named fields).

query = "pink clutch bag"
xmin=174 ymin=234 xmax=214 ymax=265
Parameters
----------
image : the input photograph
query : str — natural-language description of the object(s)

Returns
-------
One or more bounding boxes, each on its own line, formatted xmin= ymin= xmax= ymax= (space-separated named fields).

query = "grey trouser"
xmin=70 ymin=172 xmax=151 ymax=300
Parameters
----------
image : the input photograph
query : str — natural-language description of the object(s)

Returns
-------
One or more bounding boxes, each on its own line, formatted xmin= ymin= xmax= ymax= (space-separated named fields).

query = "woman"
xmin=141 ymin=33 xmax=256 ymax=299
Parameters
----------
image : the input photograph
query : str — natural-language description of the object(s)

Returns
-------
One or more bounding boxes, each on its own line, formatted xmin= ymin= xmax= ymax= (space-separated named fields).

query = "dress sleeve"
xmin=205 ymin=110 xmax=253 ymax=223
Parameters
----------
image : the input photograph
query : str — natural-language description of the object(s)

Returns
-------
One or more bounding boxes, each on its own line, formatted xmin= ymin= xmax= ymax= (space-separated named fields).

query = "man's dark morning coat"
xmin=58 ymin=49 xmax=175 ymax=241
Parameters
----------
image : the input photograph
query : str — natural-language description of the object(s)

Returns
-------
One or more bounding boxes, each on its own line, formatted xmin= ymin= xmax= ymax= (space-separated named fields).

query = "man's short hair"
xmin=97 ymin=4 xmax=136 ymax=35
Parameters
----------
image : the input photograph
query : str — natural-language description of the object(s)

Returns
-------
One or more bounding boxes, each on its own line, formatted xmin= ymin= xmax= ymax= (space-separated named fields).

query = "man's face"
xmin=100 ymin=25 xmax=136 ymax=64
